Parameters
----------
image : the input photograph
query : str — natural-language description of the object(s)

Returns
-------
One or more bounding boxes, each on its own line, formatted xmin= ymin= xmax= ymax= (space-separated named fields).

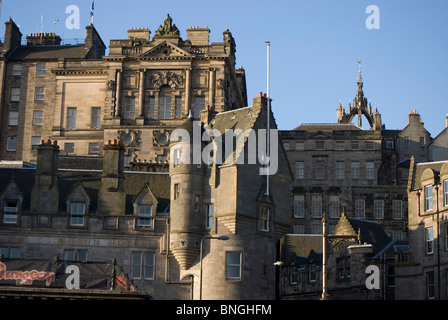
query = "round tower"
xmin=169 ymin=117 xmax=205 ymax=270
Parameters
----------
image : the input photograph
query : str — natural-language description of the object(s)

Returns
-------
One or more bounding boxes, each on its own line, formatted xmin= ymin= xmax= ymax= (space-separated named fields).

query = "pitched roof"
xmin=7 ymin=45 xmax=92 ymax=60
xmin=410 ymin=160 xmax=448 ymax=190
xmin=0 ymin=167 xmax=170 ymax=214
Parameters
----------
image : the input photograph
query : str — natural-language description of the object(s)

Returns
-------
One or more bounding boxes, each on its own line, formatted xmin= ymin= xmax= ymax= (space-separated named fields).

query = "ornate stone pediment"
xmin=141 ymin=41 xmax=191 ymax=58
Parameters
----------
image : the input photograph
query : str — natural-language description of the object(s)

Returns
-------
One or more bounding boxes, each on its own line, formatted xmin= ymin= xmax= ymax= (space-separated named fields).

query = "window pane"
xmin=35 ymin=87 xmax=45 ymax=100
xmin=158 ymin=96 xmax=171 ymax=119
xmin=144 ymin=253 xmax=155 ymax=280
xmin=9 ymin=111 xmax=19 ymax=126
xmin=124 ymin=98 xmax=135 ymax=119
xmin=226 ymin=252 xmax=241 ymax=280
xmin=7 ymin=137 xmax=17 ymax=151
xmin=295 ymin=161 xmax=304 ymax=180
xmin=425 ymin=185 xmax=433 ymax=211
xmin=67 ymin=108 xmax=77 ymax=129
xmin=36 ymin=64 xmax=46 ymax=76
xmin=10 ymin=88 xmax=20 ymax=101
xmin=175 ymin=97 xmax=182 ymax=119
xmin=91 ymin=107 xmax=101 ymax=129
xmin=131 ymin=252 xmax=142 ymax=279
xmin=65 ymin=143 xmax=75 ymax=154
xmin=33 ymin=111 xmax=43 ymax=125
xmin=32 ymin=136 xmax=41 ymax=151
xmin=194 ymin=97 xmax=205 ymax=118
xmin=294 ymin=195 xmax=305 ymax=218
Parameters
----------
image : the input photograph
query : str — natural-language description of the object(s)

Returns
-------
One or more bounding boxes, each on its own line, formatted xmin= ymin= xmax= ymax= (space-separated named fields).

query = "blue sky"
xmin=2 ymin=0 xmax=447 ymax=136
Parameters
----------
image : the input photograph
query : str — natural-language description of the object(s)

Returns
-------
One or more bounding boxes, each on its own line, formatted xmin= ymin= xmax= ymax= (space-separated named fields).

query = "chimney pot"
xmin=107 ymin=140 xmax=111 ymax=145
xmin=46 ymin=139 xmax=51 ymax=144
xmin=259 ymin=92 xmax=263 ymax=97
xmin=53 ymin=140 xmax=58 ymax=146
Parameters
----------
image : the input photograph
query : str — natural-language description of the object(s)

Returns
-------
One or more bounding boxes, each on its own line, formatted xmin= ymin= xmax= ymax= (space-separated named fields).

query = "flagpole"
xmin=265 ymin=41 xmax=270 ymax=196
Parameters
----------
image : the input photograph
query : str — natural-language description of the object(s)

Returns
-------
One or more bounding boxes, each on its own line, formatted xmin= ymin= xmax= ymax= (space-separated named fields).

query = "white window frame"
xmin=336 ymin=161 xmax=345 ymax=180
xmin=12 ymin=64 xmax=22 ymax=76
xmin=33 ymin=111 xmax=43 ymax=125
xmin=355 ymin=199 xmax=365 ymax=218
xmin=425 ymin=185 xmax=433 ymax=212
xmin=293 ymin=195 xmax=305 ymax=218
xmin=36 ymin=63 xmax=46 ymax=76
xmin=70 ymin=202 xmax=86 ymax=226
xmin=295 ymin=161 xmax=304 ymax=180
xmin=225 ymin=251 xmax=242 ymax=281
xmin=351 ymin=161 xmax=360 ymax=179
xmin=10 ymin=87 xmax=21 ymax=102
xmin=311 ymin=195 xmax=322 ymax=218
xmin=34 ymin=87 xmax=45 ymax=101
xmin=9 ymin=111 xmax=19 ymax=126
xmin=329 ymin=195 xmax=340 ymax=218
xmin=374 ymin=200 xmax=384 ymax=219
xmin=3 ymin=200 xmax=18 ymax=224
xmin=32 ymin=136 xmax=41 ymax=151
xmin=393 ymin=200 xmax=403 ymax=219
xmin=136 ymin=205 xmax=153 ymax=229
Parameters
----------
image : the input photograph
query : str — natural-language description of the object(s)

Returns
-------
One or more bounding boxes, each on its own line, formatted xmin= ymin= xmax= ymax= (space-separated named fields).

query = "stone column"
xmin=185 ymin=68 xmax=191 ymax=116
xmin=139 ymin=69 xmax=146 ymax=117
xmin=209 ymin=67 xmax=216 ymax=108
xmin=115 ymin=69 xmax=122 ymax=117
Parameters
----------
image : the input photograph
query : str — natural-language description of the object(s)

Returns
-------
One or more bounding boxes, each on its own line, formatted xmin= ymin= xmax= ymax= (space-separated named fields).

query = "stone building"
xmin=395 ymin=158 xmax=448 ymax=300
xmin=0 ymin=15 xmax=247 ymax=165
xmin=0 ymin=92 xmax=293 ymax=300
xmin=277 ymin=210 xmax=400 ymax=300
xmin=279 ymin=70 xmax=408 ymax=240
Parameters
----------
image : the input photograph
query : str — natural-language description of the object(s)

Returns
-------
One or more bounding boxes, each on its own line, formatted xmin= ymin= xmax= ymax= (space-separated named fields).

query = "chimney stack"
xmin=97 ymin=139 xmax=126 ymax=216
xmin=30 ymin=139 xmax=60 ymax=213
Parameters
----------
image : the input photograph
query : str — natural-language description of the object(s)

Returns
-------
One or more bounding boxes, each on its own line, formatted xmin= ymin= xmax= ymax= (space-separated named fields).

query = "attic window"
xmin=70 ymin=202 xmax=85 ymax=226
xmin=3 ymin=200 xmax=18 ymax=224
xmin=136 ymin=205 xmax=153 ymax=229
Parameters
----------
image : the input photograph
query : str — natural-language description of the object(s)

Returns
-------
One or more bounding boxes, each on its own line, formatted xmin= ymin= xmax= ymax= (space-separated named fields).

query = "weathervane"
xmin=357 ymin=60 xmax=362 ymax=74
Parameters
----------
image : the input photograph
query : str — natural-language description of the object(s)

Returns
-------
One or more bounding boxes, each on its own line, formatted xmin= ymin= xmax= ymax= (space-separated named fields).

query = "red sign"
xmin=0 ymin=262 xmax=55 ymax=286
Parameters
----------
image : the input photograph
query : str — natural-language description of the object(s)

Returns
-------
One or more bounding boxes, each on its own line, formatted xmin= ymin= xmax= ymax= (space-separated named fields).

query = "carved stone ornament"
xmin=117 ymin=129 xmax=142 ymax=147
xmin=150 ymin=70 xmax=184 ymax=89
xmin=153 ymin=129 xmax=171 ymax=147
xmin=107 ymin=80 xmax=116 ymax=91
xmin=155 ymin=14 xmax=180 ymax=37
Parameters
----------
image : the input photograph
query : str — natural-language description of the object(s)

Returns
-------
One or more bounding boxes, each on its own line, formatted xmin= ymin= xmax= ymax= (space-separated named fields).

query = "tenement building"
xmin=0 ymin=89 xmax=293 ymax=299
xmin=395 ymin=158 xmax=448 ymax=299
xmin=279 ymin=70 xmax=409 ymax=240
xmin=0 ymin=15 xmax=247 ymax=165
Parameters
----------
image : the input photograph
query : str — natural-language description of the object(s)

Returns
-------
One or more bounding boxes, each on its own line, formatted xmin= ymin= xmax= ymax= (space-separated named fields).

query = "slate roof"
xmin=410 ymin=160 xmax=448 ymax=190
xmin=282 ymin=216 xmax=393 ymax=264
xmin=0 ymin=167 xmax=170 ymax=214
xmin=7 ymin=45 xmax=93 ymax=60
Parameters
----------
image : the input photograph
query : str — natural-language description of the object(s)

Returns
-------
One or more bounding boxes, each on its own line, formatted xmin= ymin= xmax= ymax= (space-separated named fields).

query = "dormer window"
xmin=3 ymin=200 xmax=18 ymax=224
xmin=133 ymin=184 xmax=158 ymax=230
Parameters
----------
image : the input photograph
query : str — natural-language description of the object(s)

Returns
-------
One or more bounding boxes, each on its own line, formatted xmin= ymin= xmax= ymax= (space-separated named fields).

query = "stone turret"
xmin=30 ymin=139 xmax=60 ymax=213
xmin=169 ymin=118 xmax=205 ymax=269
